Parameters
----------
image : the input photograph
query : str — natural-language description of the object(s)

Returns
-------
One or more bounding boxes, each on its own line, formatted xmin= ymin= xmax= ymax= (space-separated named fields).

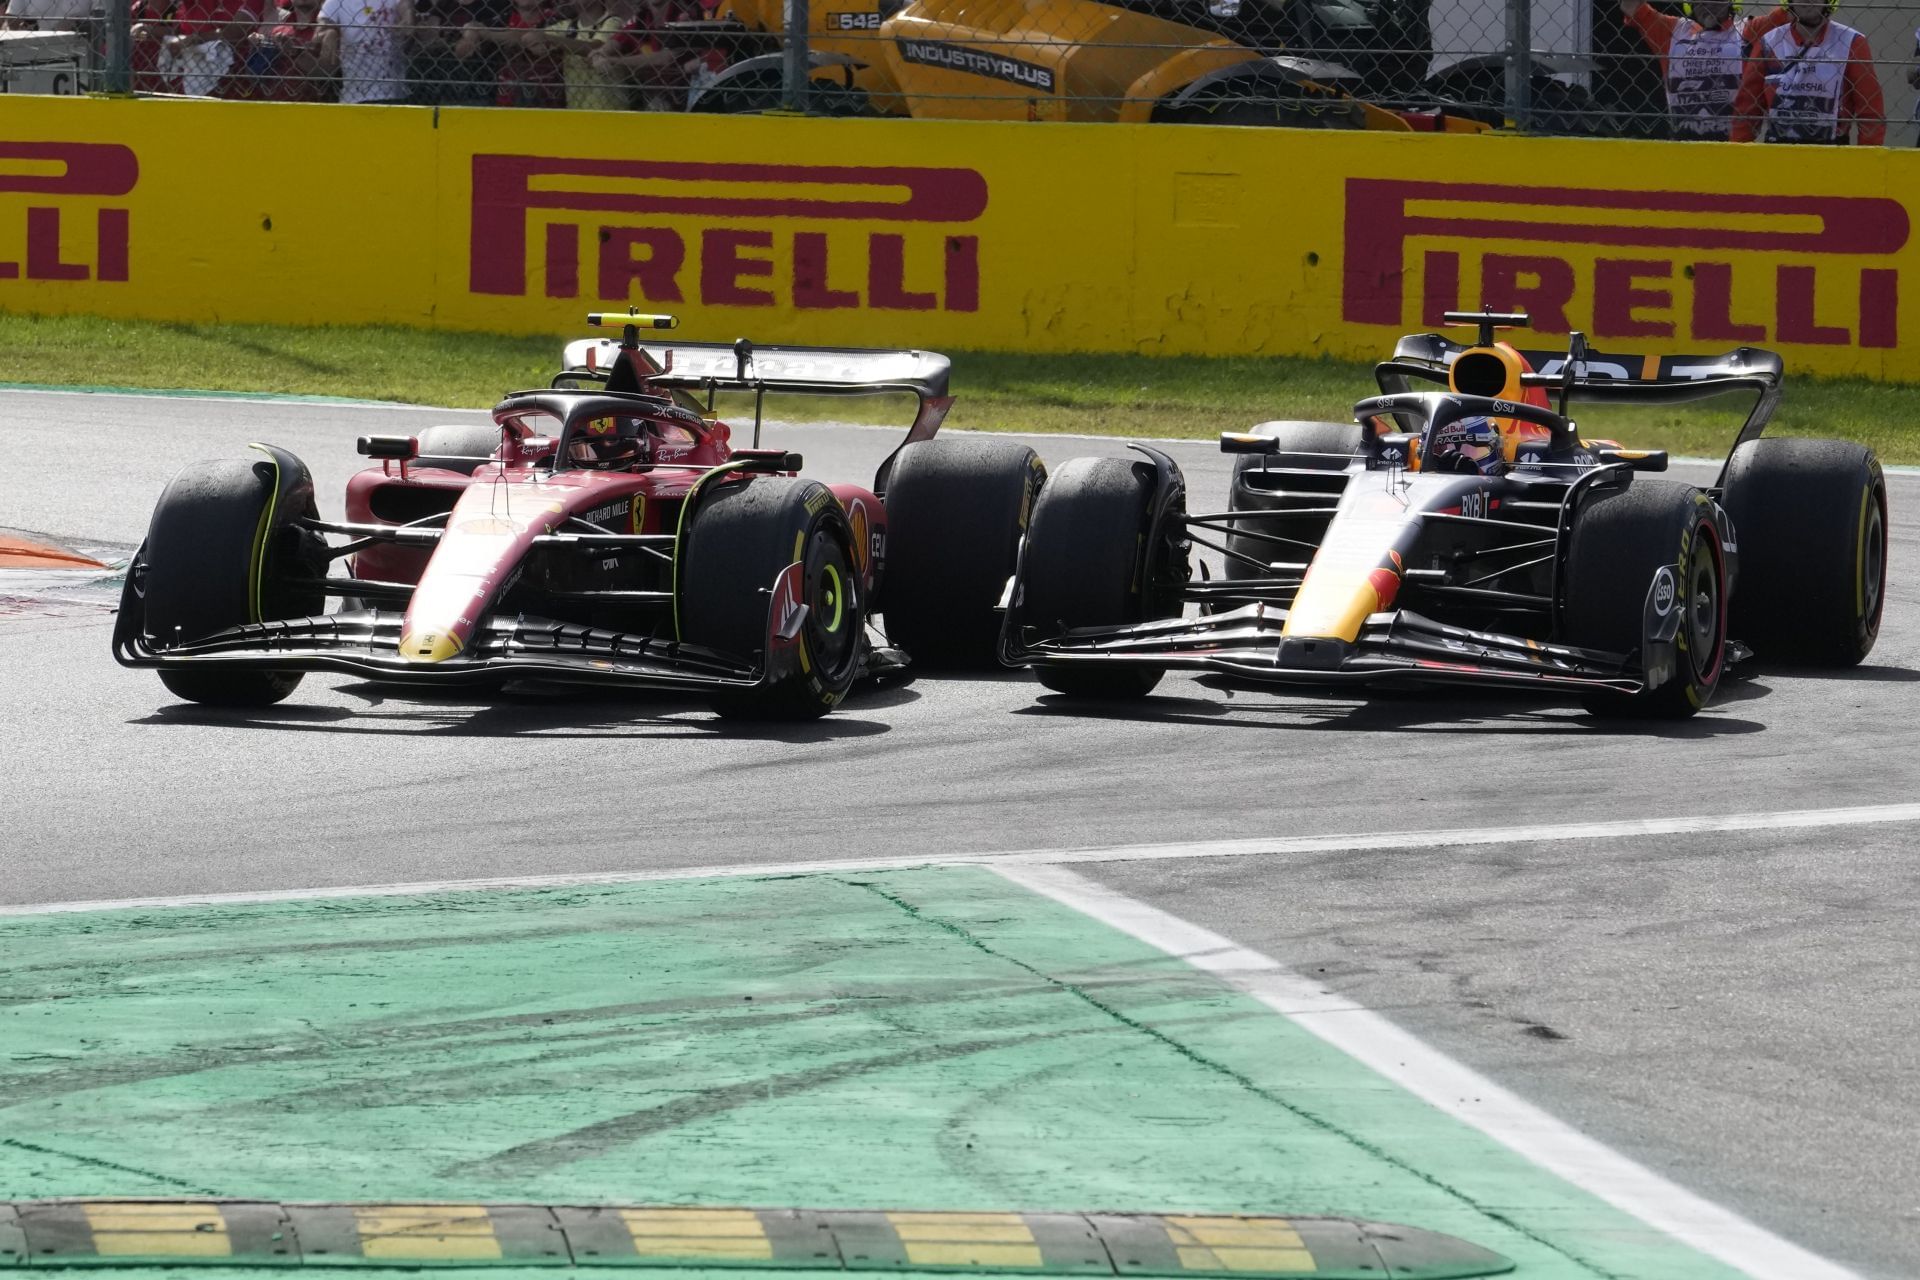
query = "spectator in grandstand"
xmin=523 ymin=0 xmax=627 ymax=109
xmin=407 ymin=0 xmax=487 ymax=104
xmin=254 ymin=0 xmax=335 ymax=99
xmin=588 ymin=0 xmax=695 ymax=111
xmin=1907 ymin=26 xmax=1920 ymax=144
xmin=129 ymin=0 xmax=177 ymax=91
xmin=1731 ymin=0 xmax=1884 ymax=143
xmin=454 ymin=0 xmax=562 ymax=105
xmin=318 ymin=0 xmax=412 ymax=103
xmin=1618 ymin=0 xmax=1790 ymax=139
xmin=1 ymin=0 xmax=92 ymax=32
xmin=157 ymin=0 xmax=261 ymax=95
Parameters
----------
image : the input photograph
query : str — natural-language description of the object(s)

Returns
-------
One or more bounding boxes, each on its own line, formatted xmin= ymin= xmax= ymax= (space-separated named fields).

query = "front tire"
xmin=679 ymin=478 xmax=863 ymax=719
xmin=1564 ymin=479 xmax=1728 ymax=719
xmin=880 ymin=436 xmax=1046 ymax=669
xmin=140 ymin=453 xmax=325 ymax=707
xmin=1018 ymin=455 xmax=1168 ymax=699
xmin=1720 ymin=437 xmax=1886 ymax=666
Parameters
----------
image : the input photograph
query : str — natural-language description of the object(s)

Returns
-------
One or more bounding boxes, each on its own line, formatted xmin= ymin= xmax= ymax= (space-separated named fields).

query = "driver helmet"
xmin=567 ymin=416 xmax=648 ymax=470
xmin=1429 ymin=415 xmax=1502 ymax=475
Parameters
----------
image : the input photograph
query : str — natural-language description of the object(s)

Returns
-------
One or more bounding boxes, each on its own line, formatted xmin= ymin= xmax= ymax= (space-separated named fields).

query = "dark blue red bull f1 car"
xmin=1001 ymin=312 xmax=1887 ymax=718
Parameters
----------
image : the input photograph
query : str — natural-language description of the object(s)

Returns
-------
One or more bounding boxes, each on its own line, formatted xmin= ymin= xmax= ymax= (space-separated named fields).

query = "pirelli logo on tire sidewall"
xmin=1341 ymin=178 xmax=1909 ymax=353
xmin=895 ymin=40 xmax=1056 ymax=94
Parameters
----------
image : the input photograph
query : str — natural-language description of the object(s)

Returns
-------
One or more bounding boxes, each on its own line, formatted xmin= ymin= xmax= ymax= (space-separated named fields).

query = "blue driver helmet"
xmin=1430 ymin=414 xmax=1502 ymax=475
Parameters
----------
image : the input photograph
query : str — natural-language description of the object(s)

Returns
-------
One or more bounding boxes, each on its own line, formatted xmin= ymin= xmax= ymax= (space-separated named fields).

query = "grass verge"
xmin=4 ymin=314 xmax=1916 ymax=462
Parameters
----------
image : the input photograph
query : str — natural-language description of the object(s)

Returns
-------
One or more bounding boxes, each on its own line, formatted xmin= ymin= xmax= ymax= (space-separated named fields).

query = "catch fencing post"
xmin=102 ymin=0 xmax=131 ymax=94
xmin=782 ymin=0 xmax=810 ymax=112
xmin=1504 ymin=0 xmax=1531 ymax=132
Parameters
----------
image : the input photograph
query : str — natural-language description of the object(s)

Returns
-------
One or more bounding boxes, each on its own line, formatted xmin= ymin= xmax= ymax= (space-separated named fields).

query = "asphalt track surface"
xmin=2 ymin=388 xmax=1917 ymax=1278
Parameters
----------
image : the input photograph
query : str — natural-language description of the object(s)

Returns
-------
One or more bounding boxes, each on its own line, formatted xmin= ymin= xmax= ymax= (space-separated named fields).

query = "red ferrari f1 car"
xmin=114 ymin=314 xmax=1044 ymax=718
xmin=1001 ymin=312 xmax=1887 ymax=718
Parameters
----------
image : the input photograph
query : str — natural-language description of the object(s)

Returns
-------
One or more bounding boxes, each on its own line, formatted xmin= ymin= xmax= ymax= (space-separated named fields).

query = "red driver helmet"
xmin=567 ymin=416 xmax=648 ymax=470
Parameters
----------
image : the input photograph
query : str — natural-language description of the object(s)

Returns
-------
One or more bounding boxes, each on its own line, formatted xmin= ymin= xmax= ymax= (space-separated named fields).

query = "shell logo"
xmin=847 ymin=501 xmax=871 ymax=574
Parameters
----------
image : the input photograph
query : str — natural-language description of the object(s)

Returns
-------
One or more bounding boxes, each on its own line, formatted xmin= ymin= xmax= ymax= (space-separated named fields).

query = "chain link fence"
xmin=3 ymin=0 xmax=1916 ymax=141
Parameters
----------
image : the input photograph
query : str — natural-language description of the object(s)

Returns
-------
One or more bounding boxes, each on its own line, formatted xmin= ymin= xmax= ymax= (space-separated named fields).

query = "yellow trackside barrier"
xmin=2 ymin=95 xmax=1918 ymax=380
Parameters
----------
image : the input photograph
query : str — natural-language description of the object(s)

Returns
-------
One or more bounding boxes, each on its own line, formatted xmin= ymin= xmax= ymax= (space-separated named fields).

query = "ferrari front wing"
xmin=114 ymin=607 xmax=779 ymax=692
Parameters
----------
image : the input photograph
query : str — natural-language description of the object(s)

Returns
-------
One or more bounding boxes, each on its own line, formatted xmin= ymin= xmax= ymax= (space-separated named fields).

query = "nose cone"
xmin=399 ymin=630 xmax=463 ymax=664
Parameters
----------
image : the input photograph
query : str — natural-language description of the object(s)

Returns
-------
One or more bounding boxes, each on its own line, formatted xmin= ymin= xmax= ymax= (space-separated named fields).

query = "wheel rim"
xmin=804 ymin=529 xmax=858 ymax=678
xmin=1861 ymin=486 xmax=1886 ymax=630
xmin=819 ymin=562 xmax=845 ymax=635
xmin=1687 ymin=524 xmax=1725 ymax=685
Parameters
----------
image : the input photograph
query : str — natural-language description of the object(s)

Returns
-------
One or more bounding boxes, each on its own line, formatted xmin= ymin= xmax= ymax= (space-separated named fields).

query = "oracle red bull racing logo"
xmin=1343 ymin=178 xmax=1908 ymax=349
xmin=470 ymin=156 xmax=986 ymax=313
xmin=0 ymin=142 xmax=136 ymax=284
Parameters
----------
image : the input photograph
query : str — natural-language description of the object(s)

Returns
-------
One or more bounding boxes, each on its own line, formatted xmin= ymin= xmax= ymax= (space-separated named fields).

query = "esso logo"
xmin=1652 ymin=566 xmax=1677 ymax=617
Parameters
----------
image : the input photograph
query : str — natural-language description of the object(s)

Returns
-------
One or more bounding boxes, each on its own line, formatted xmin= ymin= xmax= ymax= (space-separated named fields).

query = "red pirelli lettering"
xmin=1344 ymin=177 xmax=1909 ymax=351
xmin=471 ymin=155 xmax=989 ymax=296
xmin=0 ymin=143 xmax=138 ymax=285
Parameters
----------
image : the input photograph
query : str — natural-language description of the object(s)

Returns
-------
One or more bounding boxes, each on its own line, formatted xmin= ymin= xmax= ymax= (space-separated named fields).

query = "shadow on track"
xmin=128 ymin=678 xmax=917 ymax=741
xmin=1012 ymin=684 xmax=1766 ymax=737
xmin=1742 ymin=662 xmax=1920 ymax=683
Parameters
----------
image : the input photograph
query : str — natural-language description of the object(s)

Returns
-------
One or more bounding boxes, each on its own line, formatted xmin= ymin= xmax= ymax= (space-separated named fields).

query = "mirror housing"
xmin=1596 ymin=448 xmax=1668 ymax=473
xmin=1220 ymin=432 xmax=1279 ymax=455
xmin=356 ymin=435 xmax=418 ymax=461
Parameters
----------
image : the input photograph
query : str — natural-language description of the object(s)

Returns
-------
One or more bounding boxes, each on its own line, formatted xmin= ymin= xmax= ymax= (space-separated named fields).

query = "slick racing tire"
xmin=1223 ymin=421 xmax=1362 ymax=582
xmin=1720 ymin=437 xmax=1886 ymax=666
xmin=1564 ymin=479 xmax=1728 ymax=719
xmin=680 ymin=477 xmax=863 ymax=720
xmin=138 ymin=452 xmax=326 ymax=707
xmin=880 ymin=437 xmax=1046 ymax=669
xmin=413 ymin=422 xmax=503 ymax=475
xmin=1019 ymin=455 xmax=1168 ymax=699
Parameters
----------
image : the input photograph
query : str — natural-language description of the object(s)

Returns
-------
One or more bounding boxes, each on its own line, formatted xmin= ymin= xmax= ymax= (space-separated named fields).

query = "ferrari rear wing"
xmin=556 ymin=315 xmax=957 ymax=494
xmin=559 ymin=337 xmax=952 ymax=402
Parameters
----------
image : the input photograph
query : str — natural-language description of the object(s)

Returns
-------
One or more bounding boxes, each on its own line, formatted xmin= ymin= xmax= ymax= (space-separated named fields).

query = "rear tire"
xmin=413 ymin=422 xmax=502 ymax=475
xmin=1720 ymin=437 xmax=1885 ymax=666
xmin=880 ymin=436 xmax=1046 ymax=669
xmin=141 ymin=454 xmax=325 ymax=707
xmin=1223 ymin=421 xmax=1361 ymax=582
xmin=1019 ymin=456 xmax=1166 ymax=699
xmin=1564 ymin=479 xmax=1727 ymax=719
xmin=679 ymin=478 xmax=863 ymax=720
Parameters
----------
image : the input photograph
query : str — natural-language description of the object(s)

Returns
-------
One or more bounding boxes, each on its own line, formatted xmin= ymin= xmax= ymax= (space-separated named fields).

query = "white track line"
xmin=997 ymin=862 xmax=1860 ymax=1280
xmin=5 ymin=802 xmax=1919 ymax=917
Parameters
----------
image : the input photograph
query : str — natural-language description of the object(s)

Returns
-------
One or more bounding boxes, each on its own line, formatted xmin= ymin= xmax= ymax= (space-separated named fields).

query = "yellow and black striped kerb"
xmin=0 ymin=1203 xmax=1513 ymax=1277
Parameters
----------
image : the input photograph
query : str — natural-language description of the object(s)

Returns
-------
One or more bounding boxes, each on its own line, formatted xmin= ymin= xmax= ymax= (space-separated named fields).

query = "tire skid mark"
xmin=843 ymin=876 xmax=1629 ymax=1280
xmin=443 ymin=1026 xmax=1114 ymax=1181
xmin=0 ymin=1137 xmax=218 ymax=1195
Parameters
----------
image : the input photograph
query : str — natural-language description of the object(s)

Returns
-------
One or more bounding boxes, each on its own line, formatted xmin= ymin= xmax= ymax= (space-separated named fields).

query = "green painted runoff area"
xmin=0 ymin=868 xmax=1740 ymax=1279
